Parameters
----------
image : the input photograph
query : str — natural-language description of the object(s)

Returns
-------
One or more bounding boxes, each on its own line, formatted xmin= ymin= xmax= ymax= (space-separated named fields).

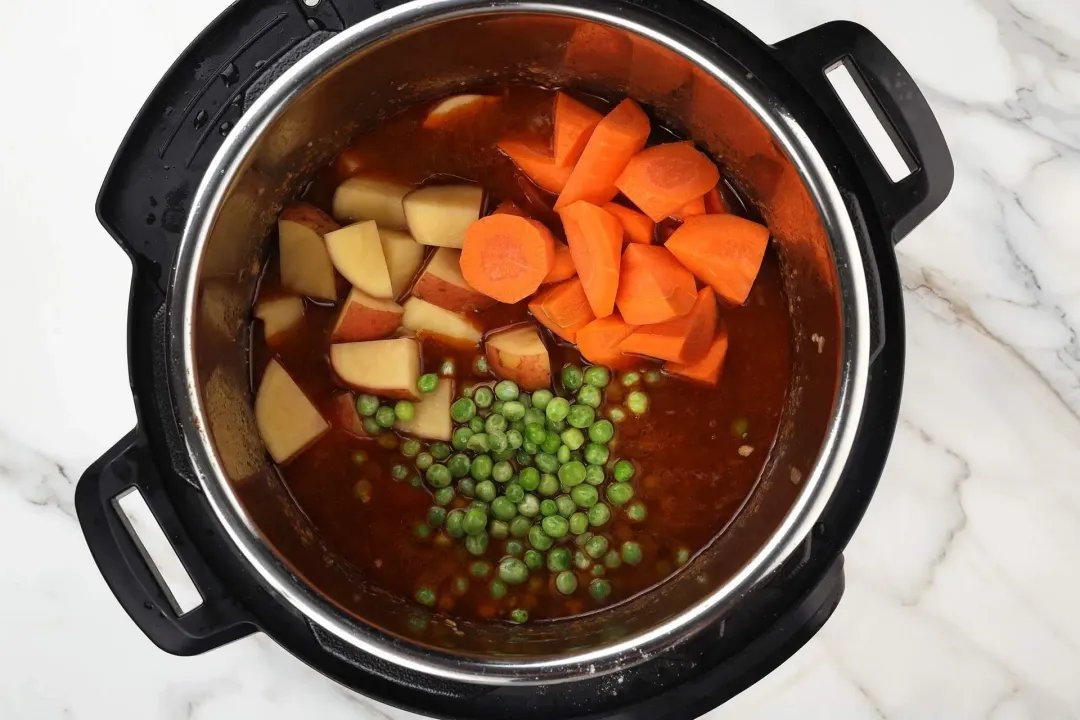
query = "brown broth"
xmin=250 ymin=86 xmax=792 ymax=623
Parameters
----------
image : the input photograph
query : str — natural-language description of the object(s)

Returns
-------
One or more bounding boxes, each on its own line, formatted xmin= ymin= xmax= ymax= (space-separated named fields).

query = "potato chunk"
xmin=330 ymin=338 xmax=421 ymax=399
xmin=255 ymin=359 xmax=329 ymax=463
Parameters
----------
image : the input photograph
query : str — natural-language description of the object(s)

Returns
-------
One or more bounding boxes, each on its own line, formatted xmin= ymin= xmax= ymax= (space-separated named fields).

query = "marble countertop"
xmin=2 ymin=0 xmax=1078 ymax=717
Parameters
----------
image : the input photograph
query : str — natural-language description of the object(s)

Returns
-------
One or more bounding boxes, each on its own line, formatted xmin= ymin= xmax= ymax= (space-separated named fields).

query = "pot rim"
xmin=168 ymin=0 xmax=870 ymax=685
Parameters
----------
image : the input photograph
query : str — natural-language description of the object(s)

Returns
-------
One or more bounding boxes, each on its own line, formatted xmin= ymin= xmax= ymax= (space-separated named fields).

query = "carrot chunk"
xmin=559 ymin=201 xmax=623 ymax=318
xmin=665 ymin=214 xmax=769 ymax=305
xmin=529 ymin=278 xmax=595 ymax=343
xmin=554 ymin=93 xmax=603 ymax=168
xmin=555 ymin=99 xmax=651 ymax=210
xmin=461 ymin=215 xmax=556 ymax=304
xmin=615 ymin=244 xmax=698 ymax=325
xmin=618 ymin=287 xmax=717 ymax=363
xmin=665 ymin=325 xmax=729 ymax=386
xmin=498 ymin=140 xmax=574 ymax=194
xmin=576 ymin=314 xmax=639 ymax=370
xmin=704 ymin=185 xmax=727 ymax=214
xmin=543 ymin=243 xmax=578 ymax=284
xmin=603 ymin=202 xmax=654 ymax=245
xmin=615 ymin=142 xmax=720 ymax=222
xmin=670 ymin=194 xmax=706 ymax=221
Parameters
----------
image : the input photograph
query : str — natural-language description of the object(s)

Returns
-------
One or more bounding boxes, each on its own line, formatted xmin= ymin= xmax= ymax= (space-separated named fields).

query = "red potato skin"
xmin=486 ymin=345 xmax=552 ymax=390
xmin=280 ymin=203 xmax=339 ymax=235
xmin=329 ymin=392 xmax=368 ymax=437
xmin=411 ymin=272 xmax=497 ymax=312
xmin=331 ymin=303 xmax=402 ymax=342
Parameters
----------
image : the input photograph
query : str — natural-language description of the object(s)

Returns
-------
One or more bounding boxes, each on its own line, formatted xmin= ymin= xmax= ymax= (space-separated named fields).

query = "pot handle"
xmin=773 ymin=21 xmax=954 ymax=244
xmin=97 ymin=0 xmax=383 ymax=287
xmin=76 ymin=430 xmax=257 ymax=655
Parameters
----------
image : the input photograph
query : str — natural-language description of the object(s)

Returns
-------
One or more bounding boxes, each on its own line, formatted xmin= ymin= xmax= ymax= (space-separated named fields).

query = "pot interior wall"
xmin=190 ymin=8 xmax=841 ymax=660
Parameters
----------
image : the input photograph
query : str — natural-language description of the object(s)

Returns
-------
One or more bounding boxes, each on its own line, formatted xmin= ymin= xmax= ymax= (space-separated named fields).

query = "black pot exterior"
xmin=77 ymin=0 xmax=949 ymax=717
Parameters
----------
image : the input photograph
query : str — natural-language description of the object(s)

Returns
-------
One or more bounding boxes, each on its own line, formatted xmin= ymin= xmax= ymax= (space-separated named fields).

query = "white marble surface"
xmin=1 ymin=0 xmax=1078 ymax=717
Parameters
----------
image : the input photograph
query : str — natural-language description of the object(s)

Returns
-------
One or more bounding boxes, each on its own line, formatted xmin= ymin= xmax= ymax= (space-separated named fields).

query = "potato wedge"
xmin=485 ymin=325 xmax=552 ymax=390
xmin=331 ymin=287 xmax=404 ymax=342
xmin=255 ymin=359 xmax=330 ymax=463
xmin=403 ymin=185 xmax=483 ymax=248
xmin=278 ymin=204 xmax=339 ymax=301
xmin=330 ymin=338 xmax=421 ymax=399
xmin=411 ymin=247 xmax=495 ymax=312
xmin=332 ymin=175 xmax=411 ymax=229
xmin=395 ymin=378 xmax=453 ymax=441
xmin=254 ymin=296 xmax=304 ymax=345
xmin=324 ymin=221 xmax=394 ymax=299
xmin=401 ymin=297 xmax=482 ymax=346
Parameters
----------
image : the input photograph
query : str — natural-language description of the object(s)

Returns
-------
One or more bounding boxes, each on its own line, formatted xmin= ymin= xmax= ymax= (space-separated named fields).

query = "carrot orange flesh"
xmin=618 ymin=287 xmax=716 ymax=363
xmin=543 ymin=243 xmax=578 ymax=284
xmin=461 ymin=214 xmax=556 ymax=304
xmin=615 ymin=244 xmax=698 ymax=325
xmin=665 ymin=324 xmax=729 ymax=386
xmin=555 ymin=99 xmax=651 ymax=210
xmin=554 ymin=93 xmax=603 ymax=168
xmin=529 ymin=278 xmax=595 ymax=343
xmin=576 ymin=313 xmax=639 ymax=370
xmin=498 ymin=140 xmax=574 ymax=194
xmin=665 ymin=214 xmax=769 ymax=305
xmin=603 ymin=202 xmax=654 ymax=245
xmin=559 ymin=201 xmax=623 ymax=318
xmin=704 ymin=185 xmax=727 ymax=214
xmin=615 ymin=142 xmax=720 ymax=222
xmin=670 ymin=194 xmax=706 ymax=221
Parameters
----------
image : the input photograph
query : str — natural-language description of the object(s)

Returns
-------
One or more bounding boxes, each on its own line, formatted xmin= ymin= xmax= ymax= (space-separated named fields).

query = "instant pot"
xmin=77 ymin=0 xmax=953 ymax=717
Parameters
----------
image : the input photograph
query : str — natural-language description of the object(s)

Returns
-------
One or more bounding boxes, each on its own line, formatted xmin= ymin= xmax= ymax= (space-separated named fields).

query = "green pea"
xmin=492 ymin=401 xmax=505 ymax=417
xmin=524 ymin=408 xmax=546 ymax=427
xmin=613 ymin=459 xmax=635 ymax=482
xmin=645 ymin=371 xmax=662 ymax=384
xmin=584 ymin=466 xmax=605 ymax=486
xmin=545 ymin=397 xmax=570 ymax=424
xmin=390 ymin=464 xmax=407 ymax=481
xmin=535 ymin=452 xmax=559 ymax=474
xmin=547 ymin=547 xmax=572 ymax=571
xmin=466 ymin=533 xmax=489 ymax=556
xmin=569 ymin=512 xmax=589 ymax=535
xmin=524 ymin=549 xmax=544 ymax=570
xmin=538 ymin=430 xmax=560 ymax=455
xmin=574 ymin=532 xmax=592 ymax=549
xmin=627 ymin=502 xmax=647 ymax=522
xmin=464 ymin=507 xmax=488 ymax=535
xmin=561 ymin=495 xmax=581 ymax=518
xmin=428 ymin=506 xmax=447 ymax=527
xmin=567 ymin=404 xmax=595 ymax=429
xmin=676 ymin=547 xmax=691 ymax=566
xmin=487 ymin=430 xmax=509 ymax=454
xmin=498 ymin=557 xmax=529 ymax=585
xmin=417 ymin=374 xmax=439 ymax=394
xmin=604 ymin=550 xmax=622 ymax=569
xmin=584 ymin=366 xmax=611 ymax=388
xmin=511 ymin=516 xmax=533 ymax=539
xmin=430 ymin=442 xmax=452 ymax=460
xmin=540 ymin=499 xmax=558 ymax=517
xmin=493 ymin=460 xmax=514 ymax=484
xmin=589 ymin=578 xmax=612 ymax=601
xmin=538 ymin=473 xmax=559 ymax=497
xmin=542 ymin=515 xmax=569 ymax=538
xmin=627 ymin=391 xmax=649 ymax=415
xmin=574 ymin=550 xmax=592 ymax=571
xmin=528 ymin=525 xmax=553 ymax=551
xmin=571 ymin=484 xmax=599 ymax=508
xmin=476 ymin=480 xmax=497 ymax=503
xmin=621 ymin=541 xmax=643 ymax=565
xmin=469 ymin=416 xmax=485 ymax=433
xmin=414 ymin=523 xmax=431 ymax=540
xmin=588 ymin=503 xmax=611 ymax=527
xmin=471 ymin=500 xmax=490 ymax=513
xmin=507 ymin=429 xmax=524 ymax=449
xmin=485 ymin=414 xmax=508 ymax=434
xmin=584 ymin=535 xmax=609 ymax=559
xmin=375 ymin=406 xmax=395 ymax=428
xmin=606 ymin=482 xmax=634 ymax=505
xmin=558 ymin=461 xmax=586 ymax=487
xmin=608 ymin=407 xmax=626 ymax=424
xmin=559 ymin=427 xmax=585 ymax=451
xmin=621 ymin=371 xmax=641 ymax=387
xmin=410 ymin=475 xmax=423 ymax=488
xmin=451 ymin=427 xmax=473 ymax=451
xmin=516 ymin=449 xmax=533 ymax=466
xmin=394 ymin=400 xmax=415 ymax=422
xmin=444 ymin=453 xmax=470 ymax=479
xmin=505 ymin=483 xmax=525 ymax=504
xmin=732 ymin=418 xmax=749 ymax=438
xmin=494 ymin=380 xmax=520 ymax=401
xmin=362 ymin=417 xmax=381 ymax=436
xmin=524 ymin=423 xmax=546 ymax=446
xmin=556 ymin=445 xmax=571 ymax=464
xmin=426 ymin=464 xmax=452 ymax=488
xmin=490 ymin=579 xmax=507 ymax=599
xmin=474 ymin=386 xmax=494 ymax=408
xmin=401 ymin=439 xmax=423 ymax=457
xmin=462 ymin=385 xmax=475 ymax=399
xmin=355 ymin=394 xmax=380 ymax=417
xmin=517 ymin=494 xmax=541 ymax=518
xmin=468 ymin=455 xmax=492 ymax=481
xmin=446 ymin=509 xmax=466 ymax=538
xmin=588 ymin=420 xmax=614 ymax=444
xmin=434 ymin=487 xmax=455 ymax=506
xmin=562 ymin=365 xmax=583 ymax=391
xmin=592 ymin=565 xmax=606 ymax=578
xmin=452 ymin=576 xmax=470 ymax=596
xmin=474 ymin=357 xmax=490 ymax=375
xmin=509 ymin=608 xmax=529 ymax=624
xmin=519 ymin=467 xmax=540 ymax=491
xmin=520 ymin=392 xmax=533 ymax=407
xmin=577 ymin=385 xmax=602 ymax=409
xmin=490 ymin=520 xmax=509 ymax=540
xmin=470 ymin=560 xmax=492 ymax=578
xmin=457 ymin=478 xmax=477 ymax=499
xmin=440 ymin=359 xmax=456 ymax=377
xmin=450 ymin=398 xmax=476 ymax=423
xmin=486 ymin=497 xmax=512 ymax=522
xmin=583 ymin=443 xmax=609 ymax=466
xmin=500 ymin=401 xmax=525 ymax=422
xmin=415 ymin=587 xmax=436 ymax=606
xmin=527 ymin=391 xmax=551 ymax=412
xmin=546 ymin=417 xmax=566 ymax=433
xmin=555 ymin=571 xmax=578 ymax=595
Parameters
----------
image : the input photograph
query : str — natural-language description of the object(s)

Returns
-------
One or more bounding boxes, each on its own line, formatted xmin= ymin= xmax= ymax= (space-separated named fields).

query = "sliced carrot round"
xmin=461 ymin=215 xmax=556 ymax=304
xmin=615 ymin=142 xmax=720 ymax=222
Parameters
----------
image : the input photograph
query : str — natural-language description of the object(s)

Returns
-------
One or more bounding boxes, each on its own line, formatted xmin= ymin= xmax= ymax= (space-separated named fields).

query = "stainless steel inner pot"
xmin=169 ymin=0 xmax=869 ymax=684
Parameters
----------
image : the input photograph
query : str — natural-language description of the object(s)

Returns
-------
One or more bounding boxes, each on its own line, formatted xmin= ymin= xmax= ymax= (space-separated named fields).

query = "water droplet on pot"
xmin=254 ymin=59 xmax=266 ymax=70
xmin=145 ymin=212 xmax=156 ymax=225
xmin=193 ymin=109 xmax=208 ymax=129
xmin=219 ymin=121 xmax=232 ymax=136
xmin=220 ymin=62 xmax=240 ymax=87
xmin=148 ymin=196 xmax=158 ymax=207
xmin=306 ymin=17 xmax=325 ymax=31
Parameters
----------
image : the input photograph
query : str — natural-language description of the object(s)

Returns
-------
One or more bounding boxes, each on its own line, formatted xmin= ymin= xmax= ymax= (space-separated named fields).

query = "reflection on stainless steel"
xmin=168 ymin=0 xmax=869 ymax=684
